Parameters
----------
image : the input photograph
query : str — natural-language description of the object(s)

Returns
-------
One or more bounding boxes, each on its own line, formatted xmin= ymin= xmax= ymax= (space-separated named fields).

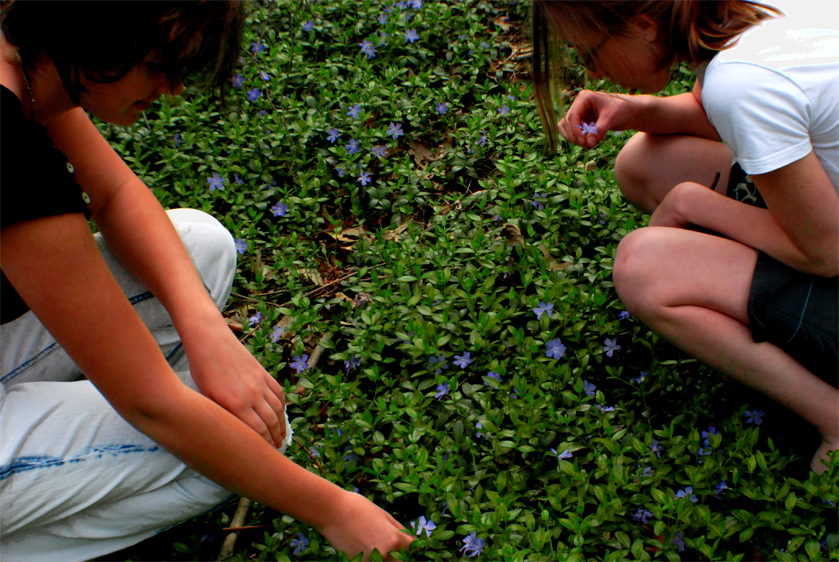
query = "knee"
xmin=613 ymin=229 xmax=662 ymax=315
xmin=614 ymin=132 xmax=655 ymax=209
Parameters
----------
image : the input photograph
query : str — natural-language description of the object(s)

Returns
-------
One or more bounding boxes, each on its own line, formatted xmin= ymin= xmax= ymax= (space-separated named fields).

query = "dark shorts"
xmin=728 ymin=164 xmax=839 ymax=386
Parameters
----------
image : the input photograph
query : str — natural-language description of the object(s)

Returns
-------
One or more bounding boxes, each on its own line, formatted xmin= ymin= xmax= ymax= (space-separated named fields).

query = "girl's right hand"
xmin=318 ymin=490 xmax=414 ymax=561
xmin=558 ymin=90 xmax=639 ymax=148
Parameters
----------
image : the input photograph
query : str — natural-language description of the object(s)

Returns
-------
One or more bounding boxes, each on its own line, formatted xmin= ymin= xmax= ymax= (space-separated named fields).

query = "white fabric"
xmin=699 ymin=2 xmax=839 ymax=191
xmin=0 ymin=209 xmax=292 ymax=561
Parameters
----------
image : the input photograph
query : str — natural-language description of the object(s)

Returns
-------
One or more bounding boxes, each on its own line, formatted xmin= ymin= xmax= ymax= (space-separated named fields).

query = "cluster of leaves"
xmin=105 ymin=1 xmax=837 ymax=561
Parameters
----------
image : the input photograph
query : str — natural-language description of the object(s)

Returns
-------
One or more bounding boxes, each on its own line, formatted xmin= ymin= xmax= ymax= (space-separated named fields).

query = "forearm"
xmin=628 ymin=93 xmax=721 ymax=141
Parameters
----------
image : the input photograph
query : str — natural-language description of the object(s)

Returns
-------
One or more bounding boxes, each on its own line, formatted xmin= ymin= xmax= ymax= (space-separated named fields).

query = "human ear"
xmin=629 ymin=14 xmax=659 ymax=44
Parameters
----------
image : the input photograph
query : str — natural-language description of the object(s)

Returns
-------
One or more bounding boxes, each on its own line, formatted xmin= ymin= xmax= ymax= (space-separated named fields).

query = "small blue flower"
xmin=247 ymin=88 xmax=261 ymax=102
xmin=436 ymin=102 xmax=448 ymax=115
xmin=378 ymin=13 xmax=388 ymax=24
xmin=405 ymin=29 xmax=419 ymax=43
xmin=409 ymin=0 xmax=423 ymax=8
xmin=234 ymin=174 xmax=244 ymax=185
xmin=290 ymin=532 xmax=309 ymax=555
xmin=302 ymin=20 xmax=315 ymax=32
xmin=475 ymin=421 xmax=483 ymax=437
xmin=510 ymin=387 xmax=520 ymax=399
xmin=631 ymin=371 xmax=648 ymax=383
xmin=676 ymin=486 xmax=698 ymax=502
xmin=453 ymin=352 xmax=472 ymax=369
xmin=428 ymin=355 xmax=447 ymax=374
xmin=346 ymin=138 xmax=361 ymax=154
xmin=259 ymin=70 xmax=270 ymax=82
xmin=485 ymin=372 xmax=502 ymax=385
xmin=378 ymin=31 xmax=388 ymax=46
xmin=701 ymin=426 xmax=720 ymax=445
xmin=460 ymin=532 xmax=485 ymax=557
xmin=372 ymin=145 xmax=387 ymax=158
xmin=248 ymin=311 xmax=261 ymax=326
xmin=347 ymin=103 xmax=362 ymax=119
xmin=344 ymin=356 xmax=361 ymax=372
xmin=551 ymin=448 xmax=573 ymax=460
xmin=650 ymin=439 xmax=663 ymax=457
xmin=360 ymin=40 xmax=376 ymax=60
xmin=533 ymin=301 xmax=553 ymax=320
xmin=715 ymin=480 xmax=728 ymax=496
xmin=270 ymin=325 xmax=284 ymax=343
xmin=207 ymin=173 xmax=225 ymax=192
xmin=546 ymin=339 xmax=566 ymax=360
xmin=642 ymin=466 xmax=654 ymax=477
xmin=583 ymin=380 xmax=596 ymax=397
xmin=291 ymin=354 xmax=310 ymax=373
xmin=602 ymin=338 xmax=621 ymax=357
xmin=336 ymin=166 xmax=345 ymax=177
xmin=358 ymin=171 xmax=372 ymax=186
xmin=498 ymin=104 xmax=510 ymax=114
xmin=633 ymin=509 xmax=653 ymax=524
xmin=618 ymin=311 xmax=632 ymax=321
xmin=174 ymin=133 xmax=181 ymax=147
xmin=271 ymin=201 xmax=289 ymax=217
xmin=578 ymin=121 xmax=598 ymax=135
xmin=531 ymin=191 xmax=547 ymax=210
xmin=251 ymin=40 xmax=266 ymax=53
xmin=435 ymin=381 xmax=449 ymax=399
xmin=481 ymin=41 xmax=490 ymax=49
xmin=744 ymin=409 xmax=765 ymax=426
xmin=596 ymin=404 xmax=615 ymax=412
xmin=327 ymin=128 xmax=341 ymax=143
xmin=387 ymin=122 xmax=404 ymax=139
xmin=477 ymin=130 xmax=488 ymax=146
xmin=231 ymin=74 xmax=244 ymax=88
xmin=411 ymin=516 xmax=436 ymax=537
xmin=343 ymin=446 xmax=360 ymax=465
xmin=672 ymin=532 xmax=686 ymax=552
xmin=234 ymin=238 xmax=247 ymax=254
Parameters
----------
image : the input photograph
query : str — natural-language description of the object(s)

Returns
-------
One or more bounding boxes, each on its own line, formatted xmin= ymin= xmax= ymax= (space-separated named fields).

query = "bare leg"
xmin=615 ymin=133 xmax=733 ymax=213
xmin=614 ymin=227 xmax=839 ymax=473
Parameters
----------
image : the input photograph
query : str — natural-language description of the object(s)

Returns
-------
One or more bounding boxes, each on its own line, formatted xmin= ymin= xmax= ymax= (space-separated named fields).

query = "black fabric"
xmin=748 ymin=251 xmax=839 ymax=387
xmin=1 ymin=85 xmax=91 ymax=324
xmin=726 ymin=163 xmax=768 ymax=209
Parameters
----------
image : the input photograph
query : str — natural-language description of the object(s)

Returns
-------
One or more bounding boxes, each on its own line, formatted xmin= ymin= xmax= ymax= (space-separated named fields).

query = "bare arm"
xmin=559 ymin=82 xmax=721 ymax=148
xmin=0 ymin=213 xmax=412 ymax=559
xmin=650 ymin=152 xmax=838 ymax=277
xmin=45 ymin=108 xmax=288 ymax=447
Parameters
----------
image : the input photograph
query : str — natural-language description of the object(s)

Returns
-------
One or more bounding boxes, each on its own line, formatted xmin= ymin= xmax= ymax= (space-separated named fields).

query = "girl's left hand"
xmin=649 ymin=182 xmax=701 ymax=230
xmin=185 ymin=326 xmax=288 ymax=448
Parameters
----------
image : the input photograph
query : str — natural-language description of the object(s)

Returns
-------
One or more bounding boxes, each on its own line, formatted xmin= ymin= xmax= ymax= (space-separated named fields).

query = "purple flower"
xmin=511 ymin=387 xmax=520 ymax=399
xmin=257 ymin=110 xmax=267 ymax=118
xmin=498 ymin=104 xmax=510 ymax=114
xmin=302 ymin=20 xmax=315 ymax=31
xmin=291 ymin=354 xmax=310 ymax=373
xmin=744 ymin=409 xmax=765 ymax=425
xmin=290 ymin=532 xmax=309 ymax=555
xmin=453 ymin=352 xmax=472 ymax=369
xmin=715 ymin=480 xmax=728 ymax=496
xmin=642 ymin=466 xmax=654 ymax=477
xmin=344 ymin=356 xmax=361 ymax=372
xmin=481 ymin=41 xmax=490 ymax=49
xmin=409 ymin=0 xmax=423 ymax=8
xmin=531 ymin=191 xmax=547 ymax=210
xmin=436 ymin=102 xmax=448 ymax=115
xmin=234 ymin=174 xmax=244 ymax=185
xmin=251 ymin=39 xmax=266 ymax=53
xmin=360 ymin=40 xmax=376 ymax=60
xmin=231 ymin=74 xmax=244 ymax=88
xmin=676 ymin=486 xmax=698 ymax=502
xmin=336 ymin=166 xmax=345 ymax=177
xmin=551 ymin=448 xmax=573 ymax=460
xmin=428 ymin=355 xmax=447 ymax=374
xmin=578 ymin=121 xmax=598 ymax=135
xmin=405 ymin=29 xmax=419 ymax=43
xmin=346 ymin=138 xmax=360 ymax=154
xmin=378 ymin=13 xmax=388 ymax=24
xmin=546 ymin=339 xmax=566 ymax=360
xmin=207 ymin=173 xmax=225 ymax=192
xmin=327 ymin=128 xmax=341 ymax=143
xmin=248 ymin=311 xmax=262 ymax=326
xmin=234 ymin=238 xmax=247 ymax=254
xmin=631 ymin=371 xmax=648 ymax=383
xmin=347 ymin=103 xmax=362 ymax=119
xmin=358 ymin=171 xmax=372 ymax=186
xmin=701 ymin=426 xmax=720 ymax=445
xmin=271 ymin=201 xmax=289 ymax=217
xmin=270 ymin=324 xmax=284 ymax=343
xmin=475 ymin=421 xmax=483 ymax=438
xmin=435 ymin=381 xmax=449 ymax=399
xmin=411 ymin=516 xmax=436 ymax=537
xmin=395 ymin=0 xmax=408 ymax=8
xmin=343 ymin=446 xmax=360 ymax=465
xmin=650 ymin=439 xmax=663 ymax=457
xmin=602 ymin=338 xmax=620 ymax=357
xmin=596 ymin=404 xmax=615 ymax=412
xmin=672 ymin=532 xmax=686 ymax=552
xmin=378 ymin=31 xmax=389 ymax=46
xmin=477 ymin=130 xmax=488 ymax=146
xmin=372 ymin=145 xmax=387 ymax=158
xmin=259 ymin=70 xmax=270 ymax=82
xmin=174 ymin=133 xmax=181 ymax=147
xmin=485 ymin=372 xmax=503 ymax=385
xmin=533 ymin=301 xmax=554 ymax=320
xmin=583 ymin=380 xmax=596 ymax=397
xmin=633 ymin=509 xmax=653 ymax=524
xmin=618 ymin=311 xmax=631 ymax=321
xmin=247 ymin=88 xmax=261 ymax=102
xmin=460 ymin=532 xmax=485 ymax=557
xmin=386 ymin=122 xmax=404 ymax=139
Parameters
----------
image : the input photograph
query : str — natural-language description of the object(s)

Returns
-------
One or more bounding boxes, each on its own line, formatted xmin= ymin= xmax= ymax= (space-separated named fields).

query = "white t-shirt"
xmin=698 ymin=2 xmax=839 ymax=192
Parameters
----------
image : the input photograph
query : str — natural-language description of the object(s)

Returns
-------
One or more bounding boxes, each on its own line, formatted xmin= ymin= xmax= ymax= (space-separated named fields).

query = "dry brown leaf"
xmin=493 ymin=15 xmax=512 ymax=32
xmin=297 ymin=268 xmax=323 ymax=285
xmin=353 ymin=292 xmax=372 ymax=308
xmin=502 ymin=224 xmax=525 ymax=247
xmin=549 ymin=261 xmax=573 ymax=272
xmin=334 ymin=292 xmax=353 ymax=302
xmin=408 ymin=140 xmax=435 ymax=166
xmin=383 ymin=220 xmax=413 ymax=241
xmin=585 ymin=160 xmax=598 ymax=172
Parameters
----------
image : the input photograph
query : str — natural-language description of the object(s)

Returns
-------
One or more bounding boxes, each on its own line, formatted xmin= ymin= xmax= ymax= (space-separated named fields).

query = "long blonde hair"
xmin=532 ymin=0 xmax=781 ymax=152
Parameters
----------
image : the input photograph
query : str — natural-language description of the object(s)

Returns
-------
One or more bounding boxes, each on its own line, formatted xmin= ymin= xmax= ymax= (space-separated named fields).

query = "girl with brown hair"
xmin=0 ymin=2 xmax=411 ymax=559
xmin=532 ymin=1 xmax=838 ymax=472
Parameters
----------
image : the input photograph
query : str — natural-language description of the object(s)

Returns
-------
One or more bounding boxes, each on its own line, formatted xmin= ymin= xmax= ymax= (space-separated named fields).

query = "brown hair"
xmin=1 ymin=0 xmax=244 ymax=103
xmin=532 ymin=0 xmax=781 ymax=152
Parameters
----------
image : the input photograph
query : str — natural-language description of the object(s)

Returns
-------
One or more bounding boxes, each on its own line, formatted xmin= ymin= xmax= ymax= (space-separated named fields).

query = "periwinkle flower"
xmin=633 ymin=509 xmax=653 ymax=523
xmin=231 ymin=74 xmax=244 ymax=88
xmin=602 ymin=338 xmax=621 ymax=357
xmin=234 ymin=174 xmax=244 ymax=185
xmin=546 ymin=339 xmax=566 ymax=360
xmin=583 ymin=380 xmax=596 ymax=397
xmin=642 ymin=466 xmax=654 ymax=477
xmin=270 ymin=324 xmax=284 ymax=343
xmin=676 ymin=486 xmax=698 ymax=502
xmin=578 ymin=121 xmax=598 ymax=135
xmin=327 ymin=128 xmax=341 ymax=143
xmin=428 ymin=355 xmax=447 ymax=374
xmin=631 ymin=372 xmax=648 ymax=383
xmin=551 ymin=448 xmax=573 ymax=460
xmin=485 ymin=372 xmax=502 ymax=385
xmin=618 ymin=311 xmax=632 ymax=321
xmin=411 ymin=516 xmax=436 ymax=537
xmin=360 ymin=40 xmax=377 ymax=59
xmin=378 ymin=13 xmax=388 ymax=24
xmin=405 ymin=29 xmax=419 ymax=43
xmin=249 ymin=311 xmax=262 ymax=326
xmin=271 ymin=201 xmax=289 ymax=217
xmin=259 ymin=70 xmax=270 ymax=81
xmin=372 ymin=145 xmax=387 ymax=158
xmin=460 ymin=532 xmax=485 ymax=557
xmin=386 ymin=122 xmax=404 ymax=139
xmin=174 ymin=133 xmax=181 ymax=147
xmin=234 ymin=238 xmax=247 ymax=254
xmin=358 ymin=171 xmax=371 ymax=186
xmin=650 ymin=439 xmax=663 ymax=457
xmin=290 ymin=532 xmax=309 ymax=555
xmin=453 ymin=352 xmax=472 ymax=369
xmin=409 ymin=0 xmax=423 ymax=8
xmin=291 ymin=354 xmax=310 ymax=373
xmin=498 ymin=103 xmax=510 ymax=114
xmin=302 ymin=20 xmax=315 ymax=31
xmin=346 ymin=138 xmax=361 ymax=154
xmin=596 ymin=404 xmax=615 ymax=412
xmin=531 ymin=191 xmax=547 ymax=210
xmin=672 ymin=532 xmax=686 ymax=552
xmin=336 ymin=166 xmax=345 ymax=177
xmin=435 ymin=381 xmax=449 ymax=399
xmin=715 ymin=480 xmax=728 ymax=496
xmin=247 ymin=88 xmax=261 ymax=102
xmin=436 ymin=102 xmax=448 ymax=115
xmin=207 ymin=173 xmax=225 ymax=192
xmin=347 ymin=103 xmax=361 ymax=119
xmin=533 ymin=301 xmax=553 ymax=320
xmin=475 ymin=421 xmax=483 ymax=437
xmin=701 ymin=426 xmax=720 ymax=445
xmin=345 ymin=356 xmax=361 ymax=372
xmin=744 ymin=409 xmax=765 ymax=425
xmin=476 ymin=130 xmax=488 ymax=146
xmin=251 ymin=39 xmax=266 ymax=53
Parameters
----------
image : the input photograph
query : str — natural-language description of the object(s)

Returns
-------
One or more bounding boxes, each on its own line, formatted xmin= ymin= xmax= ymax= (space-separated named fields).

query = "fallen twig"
xmin=217 ymin=497 xmax=252 ymax=560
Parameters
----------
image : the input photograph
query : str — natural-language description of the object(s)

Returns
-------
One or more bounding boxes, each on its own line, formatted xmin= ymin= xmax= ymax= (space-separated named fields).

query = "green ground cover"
xmin=103 ymin=1 xmax=837 ymax=560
